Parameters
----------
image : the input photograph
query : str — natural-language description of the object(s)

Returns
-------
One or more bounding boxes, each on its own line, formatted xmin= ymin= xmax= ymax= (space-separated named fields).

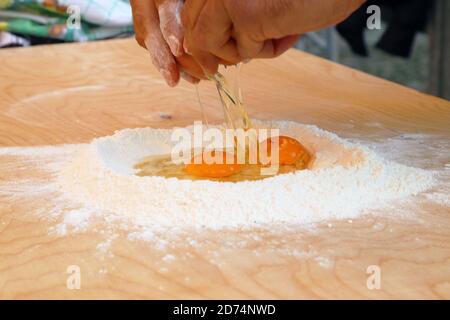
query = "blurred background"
xmin=0 ymin=0 xmax=449 ymax=100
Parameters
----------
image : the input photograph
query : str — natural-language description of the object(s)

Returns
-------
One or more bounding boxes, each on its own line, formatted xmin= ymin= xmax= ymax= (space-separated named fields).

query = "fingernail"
xmin=183 ymin=38 xmax=191 ymax=55
xmin=168 ymin=35 xmax=182 ymax=57
xmin=161 ymin=69 xmax=177 ymax=87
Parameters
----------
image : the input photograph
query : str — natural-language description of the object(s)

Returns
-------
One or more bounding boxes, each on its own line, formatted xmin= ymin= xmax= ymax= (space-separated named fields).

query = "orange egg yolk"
xmin=259 ymin=135 xmax=308 ymax=165
xmin=184 ymin=150 xmax=242 ymax=178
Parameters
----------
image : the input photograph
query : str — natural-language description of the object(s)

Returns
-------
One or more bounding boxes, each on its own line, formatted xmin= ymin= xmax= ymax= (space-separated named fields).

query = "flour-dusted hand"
xmin=130 ymin=0 xmax=204 ymax=86
xmin=181 ymin=0 xmax=366 ymax=75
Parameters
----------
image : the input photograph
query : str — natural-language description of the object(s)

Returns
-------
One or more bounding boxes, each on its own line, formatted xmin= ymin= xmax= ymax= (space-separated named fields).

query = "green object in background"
xmin=0 ymin=0 xmax=134 ymax=42
xmin=1 ymin=17 xmax=133 ymax=41
xmin=0 ymin=0 xmax=14 ymax=9
xmin=3 ymin=18 xmax=74 ymax=41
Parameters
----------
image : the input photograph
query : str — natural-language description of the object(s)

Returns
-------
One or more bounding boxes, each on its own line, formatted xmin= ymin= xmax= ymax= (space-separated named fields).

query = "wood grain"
xmin=0 ymin=39 xmax=449 ymax=299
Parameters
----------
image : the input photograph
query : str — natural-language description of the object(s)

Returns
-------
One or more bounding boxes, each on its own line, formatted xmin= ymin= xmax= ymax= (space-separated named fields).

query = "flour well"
xmin=56 ymin=120 xmax=435 ymax=230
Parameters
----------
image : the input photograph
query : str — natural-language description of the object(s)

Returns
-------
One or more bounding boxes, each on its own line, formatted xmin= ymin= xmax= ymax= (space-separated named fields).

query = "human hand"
xmin=130 ymin=0 xmax=206 ymax=86
xmin=181 ymin=0 xmax=366 ymax=75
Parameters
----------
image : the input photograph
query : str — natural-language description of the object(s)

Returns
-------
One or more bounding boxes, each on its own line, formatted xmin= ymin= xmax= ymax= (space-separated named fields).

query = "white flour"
xmin=54 ymin=120 xmax=435 ymax=231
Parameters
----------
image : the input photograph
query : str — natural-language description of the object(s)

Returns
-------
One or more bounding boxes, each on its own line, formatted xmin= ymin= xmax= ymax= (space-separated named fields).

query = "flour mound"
xmin=58 ymin=120 xmax=435 ymax=230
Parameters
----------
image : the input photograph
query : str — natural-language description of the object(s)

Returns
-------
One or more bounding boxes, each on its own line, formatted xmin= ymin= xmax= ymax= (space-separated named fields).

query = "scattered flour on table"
xmin=53 ymin=120 xmax=436 ymax=230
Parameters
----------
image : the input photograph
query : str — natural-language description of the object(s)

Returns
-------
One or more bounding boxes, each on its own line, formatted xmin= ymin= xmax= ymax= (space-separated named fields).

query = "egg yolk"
xmin=259 ymin=135 xmax=309 ymax=165
xmin=184 ymin=150 xmax=242 ymax=178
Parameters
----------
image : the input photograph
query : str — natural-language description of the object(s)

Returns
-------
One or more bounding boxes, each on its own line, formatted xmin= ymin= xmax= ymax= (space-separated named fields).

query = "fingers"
xmin=234 ymin=33 xmax=265 ymax=60
xmin=272 ymin=34 xmax=300 ymax=57
xmin=181 ymin=0 xmax=217 ymax=75
xmin=234 ymin=35 xmax=298 ymax=61
xmin=156 ymin=0 xmax=184 ymax=57
xmin=180 ymin=0 xmax=206 ymax=32
xmin=157 ymin=0 xmax=208 ymax=83
xmin=179 ymin=0 xmax=302 ymax=71
xmin=180 ymin=70 xmax=200 ymax=84
xmin=184 ymin=44 xmax=220 ymax=76
xmin=130 ymin=0 xmax=151 ymax=49
xmin=180 ymin=0 xmax=299 ymax=79
xmin=176 ymin=53 xmax=207 ymax=80
xmin=138 ymin=0 xmax=179 ymax=86
xmin=212 ymin=39 xmax=241 ymax=66
xmin=131 ymin=0 xmax=207 ymax=86
xmin=250 ymin=34 xmax=300 ymax=59
xmin=182 ymin=0 xmax=238 ymax=76
xmin=145 ymin=34 xmax=180 ymax=87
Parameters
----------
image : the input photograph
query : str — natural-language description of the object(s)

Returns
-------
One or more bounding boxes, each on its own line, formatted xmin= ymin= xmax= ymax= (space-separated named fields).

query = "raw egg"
xmin=259 ymin=135 xmax=310 ymax=165
xmin=184 ymin=150 xmax=242 ymax=178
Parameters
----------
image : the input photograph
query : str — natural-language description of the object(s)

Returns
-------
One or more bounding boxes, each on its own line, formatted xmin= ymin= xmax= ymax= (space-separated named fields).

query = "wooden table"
xmin=0 ymin=39 xmax=449 ymax=299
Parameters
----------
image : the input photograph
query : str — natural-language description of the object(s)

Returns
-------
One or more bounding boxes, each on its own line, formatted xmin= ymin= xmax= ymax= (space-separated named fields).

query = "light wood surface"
xmin=0 ymin=39 xmax=449 ymax=299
